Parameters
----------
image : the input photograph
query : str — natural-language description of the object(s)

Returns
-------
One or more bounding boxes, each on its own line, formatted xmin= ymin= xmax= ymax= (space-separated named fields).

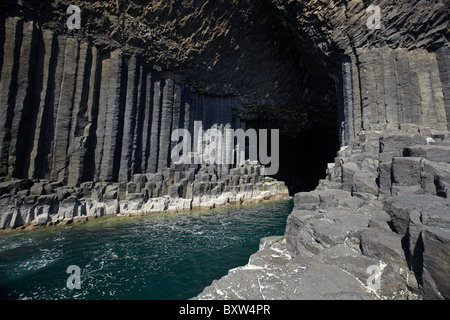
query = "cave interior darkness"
xmin=276 ymin=125 xmax=340 ymax=196
xmin=245 ymin=120 xmax=340 ymax=196
xmin=232 ymin=5 xmax=340 ymax=196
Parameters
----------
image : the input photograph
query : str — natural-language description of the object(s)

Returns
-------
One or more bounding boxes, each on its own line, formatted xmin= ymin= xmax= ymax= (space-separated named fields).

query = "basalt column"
xmin=339 ymin=48 xmax=449 ymax=146
xmin=0 ymin=17 xmax=241 ymax=186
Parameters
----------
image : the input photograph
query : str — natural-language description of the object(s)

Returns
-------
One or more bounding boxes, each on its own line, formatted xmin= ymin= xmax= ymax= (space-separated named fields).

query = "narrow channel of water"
xmin=0 ymin=199 xmax=293 ymax=300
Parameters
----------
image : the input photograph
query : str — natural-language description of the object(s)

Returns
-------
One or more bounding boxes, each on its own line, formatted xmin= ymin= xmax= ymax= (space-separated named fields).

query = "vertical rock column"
xmin=119 ymin=56 xmax=139 ymax=183
xmin=4 ymin=20 xmax=40 ymax=179
xmin=0 ymin=17 xmax=22 ymax=176
xmin=341 ymin=47 xmax=449 ymax=146
xmin=67 ymin=44 xmax=100 ymax=186
xmin=350 ymin=54 xmax=362 ymax=135
xmin=94 ymin=53 xmax=111 ymax=182
xmin=381 ymin=49 xmax=399 ymax=130
xmin=425 ymin=51 xmax=447 ymax=131
xmin=50 ymin=37 xmax=80 ymax=183
xmin=183 ymin=87 xmax=192 ymax=137
xmin=147 ymin=74 xmax=162 ymax=174
xmin=414 ymin=50 xmax=438 ymax=128
xmin=140 ymin=70 xmax=153 ymax=174
xmin=171 ymin=83 xmax=182 ymax=152
xmin=358 ymin=48 xmax=378 ymax=130
xmin=371 ymin=48 xmax=386 ymax=127
xmin=394 ymin=49 xmax=421 ymax=126
xmin=341 ymin=60 xmax=354 ymax=145
xmin=131 ymin=63 xmax=146 ymax=176
xmin=97 ymin=50 xmax=126 ymax=182
xmin=27 ymin=29 xmax=56 ymax=180
xmin=436 ymin=47 xmax=450 ymax=130
xmin=157 ymin=77 xmax=174 ymax=172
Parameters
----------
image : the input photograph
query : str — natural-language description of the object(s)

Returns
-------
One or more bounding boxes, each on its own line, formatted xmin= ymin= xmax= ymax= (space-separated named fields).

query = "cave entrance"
xmin=244 ymin=116 xmax=339 ymax=196
xmin=236 ymin=5 xmax=340 ymax=196
xmin=276 ymin=125 xmax=340 ymax=195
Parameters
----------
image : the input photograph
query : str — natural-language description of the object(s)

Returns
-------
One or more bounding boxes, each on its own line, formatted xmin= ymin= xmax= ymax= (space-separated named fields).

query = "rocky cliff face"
xmin=195 ymin=0 xmax=450 ymax=300
xmin=0 ymin=0 xmax=340 ymax=194
xmin=197 ymin=127 xmax=450 ymax=300
xmin=0 ymin=1 xmax=448 ymax=181
xmin=0 ymin=0 xmax=449 ymax=299
xmin=0 ymin=16 xmax=237 ymax=184
xmin=267 ymin=0 xmax=450 ymax=143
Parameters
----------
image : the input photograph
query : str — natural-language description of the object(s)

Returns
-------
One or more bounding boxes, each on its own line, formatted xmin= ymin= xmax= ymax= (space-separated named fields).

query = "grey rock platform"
xmin=196 ymin=128 xmax=450 ymax=300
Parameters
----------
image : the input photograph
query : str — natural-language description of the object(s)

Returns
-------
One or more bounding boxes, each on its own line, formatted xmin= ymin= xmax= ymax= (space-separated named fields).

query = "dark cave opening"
xmin=239 ymin=2 xmax=341 ymax=196
xmin=244 ymin=118 xmax=340 ymax=196
xmin=275 ymin=125 xmax=340 ymax=195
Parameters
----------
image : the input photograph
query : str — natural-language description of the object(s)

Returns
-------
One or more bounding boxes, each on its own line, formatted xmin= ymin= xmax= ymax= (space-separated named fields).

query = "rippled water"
xmin=0 ymin=199 xmax=293 ymax=300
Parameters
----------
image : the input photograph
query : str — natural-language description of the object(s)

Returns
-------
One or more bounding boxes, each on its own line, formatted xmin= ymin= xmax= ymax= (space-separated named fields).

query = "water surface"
xmin=0 ymin=199 xmax=293 ymax=300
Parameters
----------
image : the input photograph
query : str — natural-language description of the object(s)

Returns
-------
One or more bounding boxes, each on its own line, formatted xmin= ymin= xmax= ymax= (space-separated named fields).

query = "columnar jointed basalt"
xmin=1 ymin=0 xmax=449 ymax=300
xmin=0 ymin=17 xmax=244 ymax=185
xmin=0 ymin=16 xmax=291 ymax=229
xmin=0 ymin=160 xmax=289 ymax=230
xmin=196 ymin=126 xmax=450 ymax=300
xmin=196 ymin=0 xmax=450 ymax=301
xmin=338 ymin=47 xmax=450 ymax=146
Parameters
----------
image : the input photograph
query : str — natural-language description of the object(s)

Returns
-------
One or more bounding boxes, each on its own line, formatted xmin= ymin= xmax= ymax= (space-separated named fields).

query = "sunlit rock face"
xmin=0 ymin=0 xmax=449 ymax=299
xmin=0 ymin=0 xmax=341 ymax=194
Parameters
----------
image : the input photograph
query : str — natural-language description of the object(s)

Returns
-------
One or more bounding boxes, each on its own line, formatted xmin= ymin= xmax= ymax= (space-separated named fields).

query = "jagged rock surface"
xmin=0 ymin=0 xmax=449 ymax=300
xmin=0 ymin=160 xmax=289 ymax=229
xmin=197 ymin=127 xmax=450 ymax=300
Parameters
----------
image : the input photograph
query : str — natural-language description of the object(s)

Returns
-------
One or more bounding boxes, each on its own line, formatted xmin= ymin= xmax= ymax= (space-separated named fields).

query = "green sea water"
xmin=0 ymin=199 xmax=293 ymax=300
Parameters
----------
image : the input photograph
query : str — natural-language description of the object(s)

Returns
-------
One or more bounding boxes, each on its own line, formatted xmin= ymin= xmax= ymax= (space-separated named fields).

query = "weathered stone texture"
xmin=198 ymin=127 xmax=450 ymax=300
xmin=0 ymin=17 xmax=242 ymax=186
